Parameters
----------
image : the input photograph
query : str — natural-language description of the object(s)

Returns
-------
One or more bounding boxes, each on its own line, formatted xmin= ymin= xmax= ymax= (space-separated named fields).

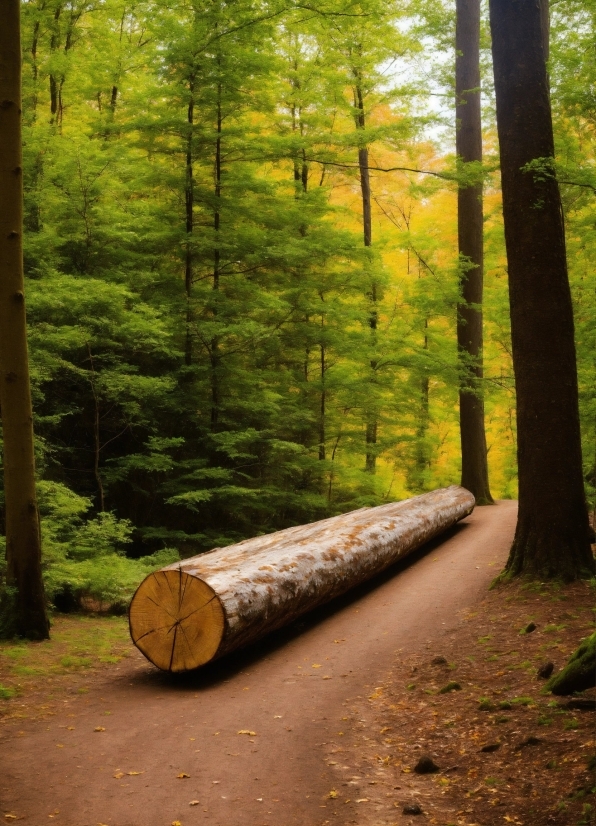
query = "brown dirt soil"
xmin=325 ymin=580 xmax=596 ymax=826
xmin=0 ymin=501 xmax=594 ymax=826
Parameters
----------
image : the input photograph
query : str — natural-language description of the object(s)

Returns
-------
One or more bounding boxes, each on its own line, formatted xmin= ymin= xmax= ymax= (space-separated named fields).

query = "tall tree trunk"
xmin=86 ymin=344 xmax=105 ymax=512
xmin=489 ymin=0 xmax=595 ymax=579
xmin=210 ymin=85 xmax=222 ymax=432
xmin=415 ymin=319 xmax=430 ymax=489
xmin=319 ymin=315 xmax=326 ymax=461
xmin=184 ymin=81 xmax=194 ymax=367
xmin=49 ymin=4 xmax=62 ymax=121
xmin=353 ymin=74 xmax=378 ymax=474
xmin=456 ymin=0 xmax=493 ymax=504
xmin=0 ymin=0 xmax=49 ymax=639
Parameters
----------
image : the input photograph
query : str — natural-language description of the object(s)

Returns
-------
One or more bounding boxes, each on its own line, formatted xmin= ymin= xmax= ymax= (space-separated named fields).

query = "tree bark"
xmin=184 ymin=80 xmax=194 ymax=367
xmin=209 ymin=83 xmax=222 ymax=432
xmin=0 ymin=0 xmax=49 ymax=639
xmin=456 ymin=0 xmax=493 ymax=505
xmin=129 ymin=486 xmax=475 ymax=672
xmin=488 ymin=0 xmax=595 ymax=579
xmin=353 ymin=75 xmax=378 ymax=474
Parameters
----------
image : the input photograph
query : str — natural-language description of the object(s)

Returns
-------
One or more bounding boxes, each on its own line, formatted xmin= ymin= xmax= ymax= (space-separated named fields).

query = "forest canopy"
xmin=3 ymin=0 xmax=595 ymax=609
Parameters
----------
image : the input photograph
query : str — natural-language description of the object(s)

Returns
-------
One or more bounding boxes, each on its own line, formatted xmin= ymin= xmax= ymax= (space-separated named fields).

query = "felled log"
xmin=129 ymin=485 xmax=474 ymax=672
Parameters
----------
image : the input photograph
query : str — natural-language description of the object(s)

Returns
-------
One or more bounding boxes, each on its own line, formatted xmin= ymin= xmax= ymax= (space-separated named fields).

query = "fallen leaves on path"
xmin=237 ymin=729 xmax=257 ymax=736
xmin=176 ymin=773 xmax=190 ymax=779
xmin=324 ymin=579 xmax=595 ymax=826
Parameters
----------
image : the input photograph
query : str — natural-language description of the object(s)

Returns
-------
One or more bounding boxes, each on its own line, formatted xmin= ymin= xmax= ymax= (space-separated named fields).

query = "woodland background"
xmin=4 ymin=0 xmax=595 ymax=610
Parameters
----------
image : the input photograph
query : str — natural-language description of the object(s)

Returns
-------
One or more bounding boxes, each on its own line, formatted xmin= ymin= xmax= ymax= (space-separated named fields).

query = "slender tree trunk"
xmin=0 ymin=0 xmax=49 ymax=639
xmin=415 ymin=319 xmax=430 ymax=488
xmin=489 ymin=0 xmax=595 ymax=579
xmin=319 ymin=319 xmax=326 ymax=461
xmin=184 ymin=81 xmax=194 ymax=367
xmin=30 ymin=17 xmax=41 ymax=114
xmin=86 ymin=344 xmax=105 ymax=512
xmin=353 ymin=75 xmax=378 ymax=474
xmin=327 ymin=433 xmax=341 ymax=502
xmin=49 ymin=5 xmax=62 ymax=121
xmin=210 ymin=85 xmax=222 ymax=432
xmin=456 ymin=0 xmax=493 ymax=504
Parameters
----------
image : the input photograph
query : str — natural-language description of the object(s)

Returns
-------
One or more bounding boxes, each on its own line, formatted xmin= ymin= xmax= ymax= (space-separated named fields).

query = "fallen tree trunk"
xmin=129 ymin=485 xmax=475 ymax=672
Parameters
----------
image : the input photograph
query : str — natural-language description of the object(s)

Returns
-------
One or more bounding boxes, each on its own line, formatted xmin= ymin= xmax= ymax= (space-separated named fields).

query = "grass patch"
xmin=439 ymin=681 xmax=462 ymax=694
xmin=0 ymin=614 xmax=131 ymax=712
xmin=510 ymin=696 xmax=534 ymax=706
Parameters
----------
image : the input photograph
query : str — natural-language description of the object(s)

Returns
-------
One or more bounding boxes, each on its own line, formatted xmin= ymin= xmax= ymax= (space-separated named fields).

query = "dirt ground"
xmin=322 ymin=579 xmax=596 ymax=826
xmin=0 ymin=501 xmax=594 ymax=826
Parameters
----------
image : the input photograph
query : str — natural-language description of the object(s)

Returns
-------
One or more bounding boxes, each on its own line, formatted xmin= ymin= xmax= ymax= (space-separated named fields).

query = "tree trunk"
xmin=129 ymin=485 xmax=475 ymax=672
xmin=319 ymin=334 xmax=326 ymax=461
xmin=210 ymin=85 xmax=222 ymax=432
xmin=488 ymin=0 xmax=595 ymax=579
xmin=0 ymin=0 xmax=49 ymax=639
xmin=353 ymin=77 xmax=378 ymax=474
xmin=49 ymin=4 xmax=61 ymax=119
xmin=456 ymin=0 xmax=493 ymax=505
xmin=184 ymin=81 xmax=194 ymax=367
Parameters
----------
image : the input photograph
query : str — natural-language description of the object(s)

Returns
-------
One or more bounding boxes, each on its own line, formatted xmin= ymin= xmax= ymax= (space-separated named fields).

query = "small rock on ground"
xmin=414 ymin=755 xmax=440 ymax=774
xmin=431 ymin=656 xmax=448 ymax=666
xmin=402 ymin=803 xmax=422 ymax=815
xmin=537 ymin=662 xmax=554 ymax=679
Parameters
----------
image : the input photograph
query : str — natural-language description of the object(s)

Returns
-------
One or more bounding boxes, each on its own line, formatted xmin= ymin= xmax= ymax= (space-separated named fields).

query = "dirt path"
xmin=1 ymin=501 xmax=517 ymax=826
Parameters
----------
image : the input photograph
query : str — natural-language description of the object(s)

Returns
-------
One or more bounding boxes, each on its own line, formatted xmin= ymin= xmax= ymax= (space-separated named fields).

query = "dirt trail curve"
xmin=1 ymin=501 xmax=517 ymax=826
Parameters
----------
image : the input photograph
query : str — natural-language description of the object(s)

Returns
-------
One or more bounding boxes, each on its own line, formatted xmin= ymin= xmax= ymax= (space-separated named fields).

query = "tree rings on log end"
xmin=129 ymin=569 xmax=225 ymax=672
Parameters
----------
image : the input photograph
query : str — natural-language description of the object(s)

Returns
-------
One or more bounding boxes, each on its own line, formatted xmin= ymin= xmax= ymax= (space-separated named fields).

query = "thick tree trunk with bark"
xmin=129 ymin=486 xmax=475 ymax=672
xmin=489 ymin=0 xmax=595 ymax=580
xmin=0 ymin=0 xmax=49 ymax=639
xmin=456 ymin=0 xmax=493 ymax=505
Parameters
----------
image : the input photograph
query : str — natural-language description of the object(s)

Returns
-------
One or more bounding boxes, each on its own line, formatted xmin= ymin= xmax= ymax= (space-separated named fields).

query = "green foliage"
xmin=0 ymin=0 xmax=590 ymax=627
xmin=36 ymin=481 xmax=179 ymax=611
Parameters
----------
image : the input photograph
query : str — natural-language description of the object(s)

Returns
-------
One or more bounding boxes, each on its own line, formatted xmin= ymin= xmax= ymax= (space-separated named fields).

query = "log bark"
xmin=129 ymin=486 xmax=475 ymax=672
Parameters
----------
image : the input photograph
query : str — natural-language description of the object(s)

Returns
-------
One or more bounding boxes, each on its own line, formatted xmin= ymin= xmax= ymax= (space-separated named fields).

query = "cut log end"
xmin=129 ymin=569 xmax=224 ymax=672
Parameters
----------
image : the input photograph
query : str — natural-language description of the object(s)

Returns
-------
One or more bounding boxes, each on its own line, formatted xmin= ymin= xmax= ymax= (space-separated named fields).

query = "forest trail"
xmin=1 ymin=501 xmax=517 ymax=826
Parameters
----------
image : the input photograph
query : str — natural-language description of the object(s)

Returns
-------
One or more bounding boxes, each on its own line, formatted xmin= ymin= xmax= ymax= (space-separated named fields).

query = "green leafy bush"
xmin=37 ymin=481 xmax=179 ymax=611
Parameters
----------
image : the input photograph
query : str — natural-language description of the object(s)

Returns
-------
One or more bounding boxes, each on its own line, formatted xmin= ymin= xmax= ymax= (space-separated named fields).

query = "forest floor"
xmin=0 ymin=501 xmax=594 ymax=826
xmin=326 ymin=578 xmax=596 ymax=826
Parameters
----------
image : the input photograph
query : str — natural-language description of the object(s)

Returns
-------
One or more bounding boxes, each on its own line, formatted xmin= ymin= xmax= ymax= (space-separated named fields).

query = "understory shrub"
xmin=37 ymin=481 xmax=179 ymax=611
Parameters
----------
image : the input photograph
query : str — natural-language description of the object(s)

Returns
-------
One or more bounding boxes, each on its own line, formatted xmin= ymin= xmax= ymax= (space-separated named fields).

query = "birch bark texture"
xmin=0 ymin=0 xmax=49 ymax=639
xmin=129 ymin=486 xmax=475 ymax=672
